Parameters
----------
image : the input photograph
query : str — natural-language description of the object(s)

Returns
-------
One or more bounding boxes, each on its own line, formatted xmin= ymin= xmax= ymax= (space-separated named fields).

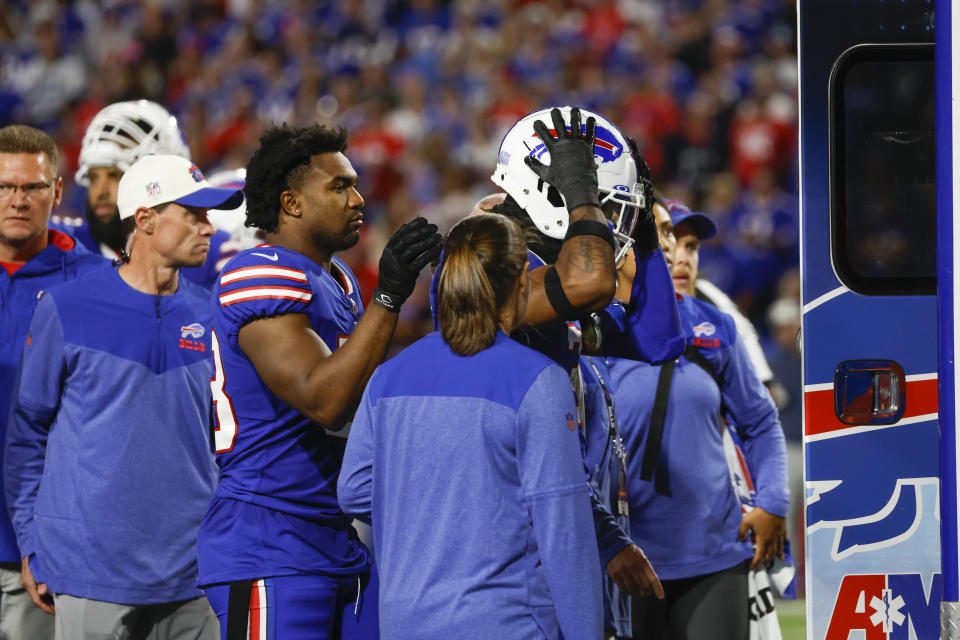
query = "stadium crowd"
xmin=0 ymin=0 xmax=799 ymax=338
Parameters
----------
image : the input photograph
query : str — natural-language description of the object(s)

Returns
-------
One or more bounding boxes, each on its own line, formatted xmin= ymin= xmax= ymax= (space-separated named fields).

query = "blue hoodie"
xmin=0 ymin=230 xmax=107 ymax=563
xmin=339 ymin=332 xmax=603 ymax=640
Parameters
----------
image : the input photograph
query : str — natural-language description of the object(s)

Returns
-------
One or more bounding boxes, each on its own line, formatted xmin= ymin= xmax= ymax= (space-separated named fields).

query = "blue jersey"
xmin=198 ymin=245 xmax=370 ymax=586
xmin=339 ymin=332 xmax=602 ymax=640
xmin=4 ymin=266 xmax=216 ymax=604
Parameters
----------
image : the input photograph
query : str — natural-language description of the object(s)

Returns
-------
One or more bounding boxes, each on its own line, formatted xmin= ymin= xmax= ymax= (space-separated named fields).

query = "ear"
xmin=133 ymin=207 xmax=155 ymax=233
xmin=51 ymin=176 xmax=63 ymax=209
xmin=280 ymin=190 xmax=302 ymax=219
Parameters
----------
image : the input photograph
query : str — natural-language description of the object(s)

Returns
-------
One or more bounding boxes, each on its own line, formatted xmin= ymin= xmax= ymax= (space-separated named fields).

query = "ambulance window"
xmin=830 ymin=44 xmax=935 ymax=295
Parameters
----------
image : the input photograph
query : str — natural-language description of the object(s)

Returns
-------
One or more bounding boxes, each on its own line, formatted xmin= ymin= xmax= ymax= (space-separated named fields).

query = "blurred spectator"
xmin=0 ymin=0 xmax=799 ymax=341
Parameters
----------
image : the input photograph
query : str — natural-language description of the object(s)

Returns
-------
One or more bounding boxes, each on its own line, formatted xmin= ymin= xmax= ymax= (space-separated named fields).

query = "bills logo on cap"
xmin=530 ymin=124 xmax=624 ymax=164
xmin=693 ymin=322 xmax=716 ymax=337
xmin=188 ymin=165 xmax=205 ymax=183
xmin=146 ymin=181 xmax=161 ymax=197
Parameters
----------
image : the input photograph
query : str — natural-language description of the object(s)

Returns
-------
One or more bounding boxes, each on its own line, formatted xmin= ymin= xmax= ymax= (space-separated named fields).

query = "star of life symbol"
xmin=869 ymin=589 xmax=905 ymax=633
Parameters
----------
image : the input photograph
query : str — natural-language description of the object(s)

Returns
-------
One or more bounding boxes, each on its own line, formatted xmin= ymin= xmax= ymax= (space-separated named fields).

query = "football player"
xmin=69 ymin=100 xmax=243 ymax=288
xmin=196 ymin=124 xmax=441 ymax=640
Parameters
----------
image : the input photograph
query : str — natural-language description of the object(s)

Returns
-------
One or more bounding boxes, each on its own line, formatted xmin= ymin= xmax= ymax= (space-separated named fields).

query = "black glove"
xmin=524 ymin=107 xmax=601 ymax=213
xmin=373 ymin=217 xmax=442 ymax=312
xmin=626 ymin=136 xmax=659 ymax=255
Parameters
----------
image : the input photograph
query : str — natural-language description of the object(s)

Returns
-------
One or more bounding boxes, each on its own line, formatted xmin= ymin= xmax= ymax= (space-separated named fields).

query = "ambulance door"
xmin=798 ymin=1 xmax=939 ymax=638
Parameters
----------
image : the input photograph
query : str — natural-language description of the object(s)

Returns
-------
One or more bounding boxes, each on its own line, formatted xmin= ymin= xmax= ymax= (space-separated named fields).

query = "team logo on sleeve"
xmin=179 ymin=322 xmax=206 ymax=352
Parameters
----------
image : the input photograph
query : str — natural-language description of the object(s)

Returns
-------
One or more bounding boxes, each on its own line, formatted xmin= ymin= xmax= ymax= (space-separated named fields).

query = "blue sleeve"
xmin=338 ymin=370 xmax=378 ymax=523
xmin=598 ymin=248 xmax=685 ymax=363
xmin=720 ymin=325 xmax=790 ymax=518
xmin=517 ymin=365 xmax=603 ymax=639
xmin=4 ymin=294 xmax=65 ymax=557
xmin=216 ymin=255 xmax=315 ymax=336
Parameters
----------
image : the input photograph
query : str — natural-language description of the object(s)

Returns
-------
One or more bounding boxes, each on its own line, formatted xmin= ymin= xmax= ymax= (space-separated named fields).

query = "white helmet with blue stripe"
xmin=491 ymin=106 xmax=646 ymax=261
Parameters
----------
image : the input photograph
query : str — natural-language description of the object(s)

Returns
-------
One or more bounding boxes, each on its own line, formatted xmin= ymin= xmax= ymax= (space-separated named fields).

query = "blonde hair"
xmin=438 ymin=214 xmax=527 ymax=356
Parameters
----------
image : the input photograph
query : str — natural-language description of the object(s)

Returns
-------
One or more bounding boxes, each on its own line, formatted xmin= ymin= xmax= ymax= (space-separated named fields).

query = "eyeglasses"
xmin=0 ymin=179 xmax=54 ymax=199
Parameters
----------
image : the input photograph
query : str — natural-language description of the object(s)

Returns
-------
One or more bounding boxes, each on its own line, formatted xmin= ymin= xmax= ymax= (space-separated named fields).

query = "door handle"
xmin=834 ymin=360 xmax=906 ymax=425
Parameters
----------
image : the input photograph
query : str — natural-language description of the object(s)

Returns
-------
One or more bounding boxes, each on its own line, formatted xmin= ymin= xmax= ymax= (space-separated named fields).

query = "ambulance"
xmin=798 ymin=0 xmax=950 ymax=637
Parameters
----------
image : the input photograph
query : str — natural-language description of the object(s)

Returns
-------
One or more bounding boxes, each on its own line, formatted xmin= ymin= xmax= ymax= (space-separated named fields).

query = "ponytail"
xmin=437 ymin=214 xmax=527 ymax=356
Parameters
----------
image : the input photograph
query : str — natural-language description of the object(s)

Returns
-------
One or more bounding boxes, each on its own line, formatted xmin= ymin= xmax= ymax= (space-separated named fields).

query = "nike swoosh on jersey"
xmin=251 ymin=252 xmax=279 ymax=261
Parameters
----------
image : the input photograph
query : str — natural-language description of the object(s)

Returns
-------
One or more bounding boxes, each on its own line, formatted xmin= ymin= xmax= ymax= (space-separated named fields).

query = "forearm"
xmin=740 ymin=411 xmax=790 ymax=518
xmin=4 ymin=405 xmax=51 ymax=556
xmin=554 ymin=206 xmax=617 ymax=311
xmin=591 ymin=489 xmax=632 ymax=567
xmin=240 ymin=305 xmax=399 ymax=429
xmin=299 ymin=304 xmax=398 ymax=428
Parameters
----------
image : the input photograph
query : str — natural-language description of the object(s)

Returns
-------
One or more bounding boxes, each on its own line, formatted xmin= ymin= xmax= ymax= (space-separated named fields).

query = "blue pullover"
xmin=339 ymin=332 xmax=603 ymax=640
xmin=4 ymin=266 xmax=218 ymax=604
xmin=605 ymin=294 xmax=789 ymax=581
xmin=0 ymin=230 xmax=107 ymax=563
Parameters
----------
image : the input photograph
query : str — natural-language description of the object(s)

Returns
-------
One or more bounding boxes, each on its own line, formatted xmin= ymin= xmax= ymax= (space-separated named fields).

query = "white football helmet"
xmin=491 ymin=106 xmax=646 ymax=262
xmin=76 ymin=100 xmax=190 ymax=186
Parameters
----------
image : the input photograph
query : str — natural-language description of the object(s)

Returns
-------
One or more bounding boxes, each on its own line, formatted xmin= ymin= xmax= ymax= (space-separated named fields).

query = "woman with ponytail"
xmin=339 ymin=214 xmax=603 ymax=640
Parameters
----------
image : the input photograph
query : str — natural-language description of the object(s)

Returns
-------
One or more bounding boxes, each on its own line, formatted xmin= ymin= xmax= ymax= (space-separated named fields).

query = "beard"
xmin=85 ymin=201 xmax=125 ymax=255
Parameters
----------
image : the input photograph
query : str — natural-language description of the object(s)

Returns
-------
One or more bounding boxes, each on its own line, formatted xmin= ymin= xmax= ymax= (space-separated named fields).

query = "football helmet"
xmin=76 ymin=100 xmax=190 ymax=186
xmin=491 ymin=106 xmax=646 ymax=262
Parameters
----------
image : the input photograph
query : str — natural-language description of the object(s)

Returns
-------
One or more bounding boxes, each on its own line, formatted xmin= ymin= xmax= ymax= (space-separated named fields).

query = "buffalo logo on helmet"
xmin=529 ymin=124 xmax=624 ymax=164
xmin=188 ymin=165 xmax=205 ymax=183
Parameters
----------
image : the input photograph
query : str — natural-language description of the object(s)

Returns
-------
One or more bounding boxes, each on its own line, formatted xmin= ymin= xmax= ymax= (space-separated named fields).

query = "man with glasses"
xmin=6 ymin=154 xmax=242 ymax=639
xmin=0 ymin=124 xmax=107 ymax=638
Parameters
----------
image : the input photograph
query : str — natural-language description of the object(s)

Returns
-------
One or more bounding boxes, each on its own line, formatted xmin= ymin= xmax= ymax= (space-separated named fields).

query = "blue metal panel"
xmin=803 ymin=295 xmax=937 ymax=385
xmin=935 ymin=0 xmax=958 ymax=603
xmin=800 ymin=1 xmax=940 ymax=637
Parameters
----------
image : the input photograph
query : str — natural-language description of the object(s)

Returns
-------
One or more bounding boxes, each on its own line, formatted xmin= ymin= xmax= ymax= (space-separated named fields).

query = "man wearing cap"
xmin=664 ymin=198 xmax=777 ymax=389
xmin=4 ymin=154 xmax=243 ymax=639
xmin=605 ymin=198 xmax=788 ymax=639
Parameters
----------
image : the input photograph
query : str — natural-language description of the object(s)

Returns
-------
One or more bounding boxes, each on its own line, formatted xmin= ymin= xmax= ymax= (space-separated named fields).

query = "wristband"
xmin=565 ymin=219 xmax=616 ymax=252
xmin=543 ymin=265 xmax=579 ymax=320
xmin=371 ymin=288 xmax=402 ymax=312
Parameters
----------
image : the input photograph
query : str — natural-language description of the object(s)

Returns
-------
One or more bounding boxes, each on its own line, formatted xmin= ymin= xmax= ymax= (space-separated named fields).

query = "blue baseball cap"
xmin=663 ymin=199 xmax=718 ymax=240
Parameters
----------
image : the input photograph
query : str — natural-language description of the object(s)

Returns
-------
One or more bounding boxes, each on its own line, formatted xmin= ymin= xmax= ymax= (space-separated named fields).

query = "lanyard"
xmin=585 ymin=357 xmax=629 ymax=517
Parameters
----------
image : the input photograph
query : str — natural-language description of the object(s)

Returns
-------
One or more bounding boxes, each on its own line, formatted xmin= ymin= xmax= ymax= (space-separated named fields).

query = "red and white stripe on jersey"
xmin=219 ymin=285 xmax=312 ymax=307
xmin=331 ymin=261 xmax=354 ymax=296
xmin=220 ymin=265 xmax=309 ymax=286
xmin=248 ymin=579 xmax=267 ymax=640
